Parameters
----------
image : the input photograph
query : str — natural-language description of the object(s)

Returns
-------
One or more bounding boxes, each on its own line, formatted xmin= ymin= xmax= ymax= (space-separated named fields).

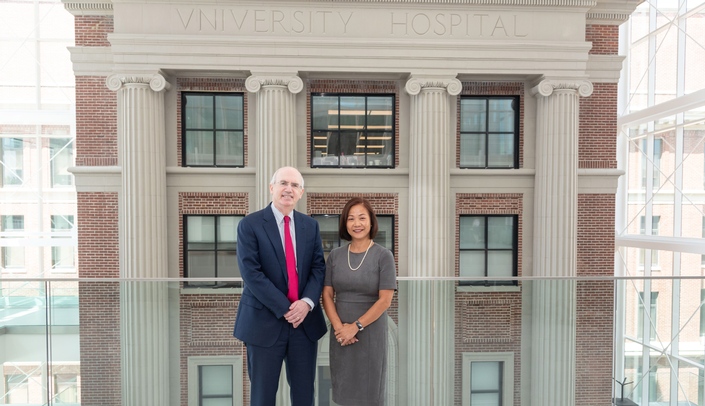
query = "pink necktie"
xmin=284 ymin=216 xmax=299 ymax=302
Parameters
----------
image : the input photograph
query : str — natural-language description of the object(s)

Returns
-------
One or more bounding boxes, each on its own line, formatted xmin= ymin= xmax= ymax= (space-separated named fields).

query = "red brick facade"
xmin=77 ymin=192 xmax=120 ymax=405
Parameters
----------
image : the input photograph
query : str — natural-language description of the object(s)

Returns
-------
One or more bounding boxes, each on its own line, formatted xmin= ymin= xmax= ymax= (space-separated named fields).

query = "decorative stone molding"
xmin=586 ymin=12 xmax=632 ymax=24
xmin=404 ymin=77 xmax=462 ymax=96
xmin=245 ymin=75 xmax=304 ymax=94
xmin=531 ymin=79 xmax=594 ymax=97
xmin=315 ymin=0 xmax=595 ymax=5
xmin=106 ymin=73 xmax=171 ymax=92
xmin=62 ymin=0 xmax=113 ymax=16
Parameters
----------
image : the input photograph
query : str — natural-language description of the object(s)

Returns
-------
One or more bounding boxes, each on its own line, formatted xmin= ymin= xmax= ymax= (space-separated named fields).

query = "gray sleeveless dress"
xmin=324 ymin=243 xmax=397 ymax=406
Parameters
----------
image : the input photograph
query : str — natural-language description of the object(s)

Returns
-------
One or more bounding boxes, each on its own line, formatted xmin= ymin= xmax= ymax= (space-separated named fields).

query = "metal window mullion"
xmin=213 ymin=215 xmax=220 ymax=278
xmin=211 ymin=96 xmax=218 ymax=166
xmin=485 ymin=99 xmax=490 ymax=168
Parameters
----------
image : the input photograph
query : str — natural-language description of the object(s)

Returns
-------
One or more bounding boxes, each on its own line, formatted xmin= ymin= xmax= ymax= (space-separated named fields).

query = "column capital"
xmin=245 ymin=74 xmax=304 ymax=94
xmin=531 ymin=79 xmax=593 ymax=98
xmin=106 ymin=73 xmax=171 ymax=92
xmin=404 ymin=76 xmax=462 ymax=96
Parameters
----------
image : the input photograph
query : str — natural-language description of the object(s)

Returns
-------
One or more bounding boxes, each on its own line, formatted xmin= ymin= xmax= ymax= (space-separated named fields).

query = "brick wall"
xmin=176 ymin=78 xmax=248 ymax=167
xmin=74 ymin=15 xmax=113 ymax=47
xmin=586 ymin=24 xmax=619 ymax=55
xmin=77 ymin=192 xmax=120 ymax=406
xmin=75 ymin=76 xmax=117 ymax=166
xmin=575 ymin=194 xmax=616 ymax=406
xmin=580 ymin=83 xmax=619 ymax=168
xmin=306 ymin=80 xmax=400 ymax=167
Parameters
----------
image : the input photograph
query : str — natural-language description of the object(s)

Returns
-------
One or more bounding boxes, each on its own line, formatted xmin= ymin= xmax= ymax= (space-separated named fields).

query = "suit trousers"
xmin=246 ymin=322 xmax=318 ymax=406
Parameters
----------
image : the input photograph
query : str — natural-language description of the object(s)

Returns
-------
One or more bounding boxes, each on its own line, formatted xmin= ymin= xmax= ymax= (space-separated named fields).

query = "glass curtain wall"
xmin=0 ymin=0 xmax=78 ymax=404
xmin=616 ymin=0 xmax=705 ymax=404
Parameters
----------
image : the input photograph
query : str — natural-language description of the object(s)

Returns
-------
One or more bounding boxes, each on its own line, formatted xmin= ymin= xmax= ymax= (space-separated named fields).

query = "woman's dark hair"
xmin=339 ymin=197 xmax=378 ymax=241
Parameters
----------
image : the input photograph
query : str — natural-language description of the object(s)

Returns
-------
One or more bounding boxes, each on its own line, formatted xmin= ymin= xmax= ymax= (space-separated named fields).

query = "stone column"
xmin=245 ymin=74 xmax=304 ymax=208
xmin=530 ymin=78 xmax=593 ymax=405
xmin=403 ymin=76 xmax=461 ymax=406
xmin=107 ymin=73 xmax=170 ymax=406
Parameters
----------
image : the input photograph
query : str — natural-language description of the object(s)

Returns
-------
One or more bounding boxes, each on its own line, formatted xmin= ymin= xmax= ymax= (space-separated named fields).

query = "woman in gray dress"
xmin=322 ymin=197 xmax=397 ymax=406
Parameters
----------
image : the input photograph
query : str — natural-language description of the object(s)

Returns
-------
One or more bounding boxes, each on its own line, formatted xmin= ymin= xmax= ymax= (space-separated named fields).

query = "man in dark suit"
xmin=233 ymin=166 xmax=327 ymax=406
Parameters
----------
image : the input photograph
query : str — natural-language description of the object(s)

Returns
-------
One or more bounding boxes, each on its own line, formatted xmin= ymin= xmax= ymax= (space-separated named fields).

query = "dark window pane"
xmin=488 ymin=99 xmax=515 ymax=132
xmin=185 ymin=94 xmax=214 ymax=128
xmin=215 ymin=95 xmax=243 ymax=129
xmin=460 ymin=134 xmax=485 ymax=168
xmin=185 ymin=131 xmax=214 ymax=166
xmin=460 ymin=99 xmax=486 ymax=132
xmin=312 ymin=96 xmax=339 ymax=129
xmin=215 ymin=131 xmax=243 ymax=166
xmin=487 ymin=134 xmax=515 ymax=168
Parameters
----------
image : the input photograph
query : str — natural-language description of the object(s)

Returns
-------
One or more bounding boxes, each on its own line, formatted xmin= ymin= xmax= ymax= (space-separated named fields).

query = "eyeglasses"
xmin=276 ymin=180 xmax=302 ymax=190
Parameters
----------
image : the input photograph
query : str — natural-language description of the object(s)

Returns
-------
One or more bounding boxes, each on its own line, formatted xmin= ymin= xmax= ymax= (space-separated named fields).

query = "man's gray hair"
xmin=270 ymin=167 xmax=304 ymax=188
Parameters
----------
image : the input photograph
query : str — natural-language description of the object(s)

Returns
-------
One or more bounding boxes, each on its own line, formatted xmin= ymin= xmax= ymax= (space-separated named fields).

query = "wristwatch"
xmin=355 ymin=320 xmax=364 ymax=331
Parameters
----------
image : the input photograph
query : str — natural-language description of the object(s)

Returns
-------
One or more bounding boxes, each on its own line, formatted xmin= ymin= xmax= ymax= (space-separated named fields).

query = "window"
xmin=184 ymin=215 xmax=243 ymax=287
xmin=312 ymin=214 xmax=394 ymax=258
xmin=459 ymin=97 xmax=519 ymax=168
xmin=1 ymin=215 xmax=25 ymax=271
xmin=51 ymin=215 xmax=75 ymax=271
xmin=54 ymin=374 xmax=79 ymax=403
xmin=640 ymin=138 xmax=662 ymax=188
xmin=1 ymin=137 xmax=24 ymax=186
xmin=311 ymin=94 xmax=394 ymax=168
xmin=462 ymin=352 xmax=514 ymax=406
xmin=5 ymin=374 xmax=29 ymax=403
xmin=638 ymin=215 xmax=660 ymax=268
xmin=50 ymin=138 xmax=74 ymax=187
xmin=637 ymin=291 xmax=659 ymax=341
xmin=187 ymin=356 xmax=243 ymax=406
xmin=182 ymin=93 xmax=244 ymax=167
xmin=459 ymin=215 xmax=517 ymax=285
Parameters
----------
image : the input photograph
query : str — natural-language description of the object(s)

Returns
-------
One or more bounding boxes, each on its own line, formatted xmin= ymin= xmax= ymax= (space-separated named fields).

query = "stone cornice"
xmin=106 ymin=73 xmax=171 ymax=92
xmin=245 ymin=74 xmax=304 ymax=94
xmin=62 ymin=0 xmax=113 ymax=16
xmin=405 ymin=77 xmax=462 ymax=96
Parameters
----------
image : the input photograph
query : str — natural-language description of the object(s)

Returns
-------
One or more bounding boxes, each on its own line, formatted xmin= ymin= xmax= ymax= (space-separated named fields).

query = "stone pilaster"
xmin=530 ymin=78 xmax=593 ymax=405
xmin=245 ymin=74 xmax=304 ymax=208
xmin=107 ymin=73 xmax=170 ymax=406
xmin=403 ymin=76 xmax=461 ymax=406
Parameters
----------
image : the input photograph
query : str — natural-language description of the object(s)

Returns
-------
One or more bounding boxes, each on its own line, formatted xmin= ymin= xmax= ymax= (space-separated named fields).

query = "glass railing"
xmin=0 ymin=276 xmax=703 ymax=406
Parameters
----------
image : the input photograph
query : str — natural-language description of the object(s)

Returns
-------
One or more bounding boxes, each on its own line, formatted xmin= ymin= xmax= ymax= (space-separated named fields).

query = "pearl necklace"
xmin=347 ymin=240 xmax=374 ymax=271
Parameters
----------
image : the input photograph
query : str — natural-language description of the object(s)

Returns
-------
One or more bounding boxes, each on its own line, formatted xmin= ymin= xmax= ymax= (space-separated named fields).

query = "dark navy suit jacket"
xmin=233 ymin=204 xmax=327 ymax=346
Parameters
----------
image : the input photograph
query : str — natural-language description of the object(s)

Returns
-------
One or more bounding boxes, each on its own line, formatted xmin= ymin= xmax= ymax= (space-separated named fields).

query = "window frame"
xmin=1 ymin=215 xmax=25 ymax=272
xmin=187 ymin=356 xmax=243 ymax=406
xmin=462 ymin=352 xmax=514 ymax=406
xmin=637 ymin=291 xmax=659 ymax=341
xmin=459 ymin=96 xmax=520 ymax=169
xmin=181 ymin=92 xmax=245 ymax=168
xmin=310 ymin=93 xmax=396 ymax=169
xmin=459 ymin=214 xmax=518 ymax=286
xmin=183 ymin=214 xmax=243 ymax=288
xmin=638 ymin=215 xmax=660 ymax=270
xmin=50 ymin=214 xmax=75 ymax=272
xmin=49 ymin=138 xmax=74 ymax=187
xmin=1 ymin=137 xmax=24 ymax=187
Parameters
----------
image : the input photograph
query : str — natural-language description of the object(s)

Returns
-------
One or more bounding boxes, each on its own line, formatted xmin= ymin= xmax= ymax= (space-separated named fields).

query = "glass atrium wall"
xmin=617 ymin=0 xmax=705 ymax=403
xmin=0 ymin=0 xmax=78 ymax=403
